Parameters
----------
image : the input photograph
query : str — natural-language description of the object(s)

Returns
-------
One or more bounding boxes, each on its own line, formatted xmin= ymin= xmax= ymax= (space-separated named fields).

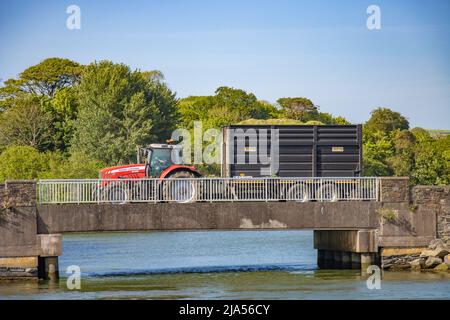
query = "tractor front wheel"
xmin=101 ymin=183 xmax=129 ymax=204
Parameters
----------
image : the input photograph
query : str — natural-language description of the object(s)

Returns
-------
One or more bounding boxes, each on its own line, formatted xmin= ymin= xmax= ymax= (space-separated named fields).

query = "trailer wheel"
xmin=318 ymin=183 xmax=338 ymax=202
xmin=163 ymin=171 xmax=197 ymax=203
xmin=286 ymin=184 xmax=310 ymax=202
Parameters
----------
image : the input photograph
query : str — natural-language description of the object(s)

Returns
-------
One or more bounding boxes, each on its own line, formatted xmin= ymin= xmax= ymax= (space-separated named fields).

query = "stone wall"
xmin=377 ymin=177 xmax=436 ymax=248
xmin=0 ymin=181 xmax=38 ymax=278
xmin=380 ymin=184 xmax=450 ymax=270
xmin=379 ymin=177 xmax=410 ymax=203
xmin=412 ymin=186 xmax=450 ymax=244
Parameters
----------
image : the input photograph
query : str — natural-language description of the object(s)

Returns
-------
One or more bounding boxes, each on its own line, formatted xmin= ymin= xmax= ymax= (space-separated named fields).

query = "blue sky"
xmin=0 ymin=0 xmax=449 ymax=129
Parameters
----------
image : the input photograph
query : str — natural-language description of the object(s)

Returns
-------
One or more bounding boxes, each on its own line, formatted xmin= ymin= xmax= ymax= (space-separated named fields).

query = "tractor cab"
xmin=141 ymin=144 xmax=183 ymax=178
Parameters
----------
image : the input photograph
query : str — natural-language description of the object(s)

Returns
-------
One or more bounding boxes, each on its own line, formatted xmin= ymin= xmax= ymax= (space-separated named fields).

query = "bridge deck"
xmin=37 ymin=201 xmax=381 ymax=234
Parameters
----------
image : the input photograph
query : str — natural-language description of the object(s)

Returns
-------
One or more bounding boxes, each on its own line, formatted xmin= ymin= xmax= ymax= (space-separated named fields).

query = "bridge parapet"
xmin=1 ymin=178 xmax=449 ymax=278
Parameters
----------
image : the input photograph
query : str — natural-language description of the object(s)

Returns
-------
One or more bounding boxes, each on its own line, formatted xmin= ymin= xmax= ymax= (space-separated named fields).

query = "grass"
xmin=428 ymin=129 xmax=450 ymax=138
xmin=377 ymin=208 xmax=398 ymax=224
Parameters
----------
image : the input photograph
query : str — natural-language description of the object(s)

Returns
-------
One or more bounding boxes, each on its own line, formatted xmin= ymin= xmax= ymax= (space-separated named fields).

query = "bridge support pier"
xmin=351 ymin=252 xmax=361 ymax=269
xmin=38 ymin=257 xmax=59 ymax=280
xmin=314 ymin=230 xmax=379 ymax=270
xmin=37 ymin=234 xmax=62 ymax=280
xmin=341 ymin=251 xmax=351 ymax=269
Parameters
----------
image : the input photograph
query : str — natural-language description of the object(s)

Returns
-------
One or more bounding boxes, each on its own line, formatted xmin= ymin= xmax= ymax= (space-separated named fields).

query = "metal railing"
xmin=37 ymin=177 xmax=379 ymax=204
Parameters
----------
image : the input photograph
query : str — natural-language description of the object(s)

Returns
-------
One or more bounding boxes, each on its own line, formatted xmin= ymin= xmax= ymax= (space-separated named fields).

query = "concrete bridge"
xmin=0 ymin=177 xmax=448 ymax=279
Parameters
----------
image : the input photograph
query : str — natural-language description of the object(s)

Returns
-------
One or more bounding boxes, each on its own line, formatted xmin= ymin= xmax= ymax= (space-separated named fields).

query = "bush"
xmin=39 ymin=152 xmax=105 ymax=179
xmin=0 ymin=146 xmax=48 ymax=182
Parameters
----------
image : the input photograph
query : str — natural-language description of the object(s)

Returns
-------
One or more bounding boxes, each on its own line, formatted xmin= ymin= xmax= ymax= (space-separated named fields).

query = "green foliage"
xmin=363 ymin=111 xmax=450 ymax=185
xmin=363 ymin=130 xmax=394 ymax=176
xmin=304 ymin=120 xmax=324 ymax=125
xmin=411 ymin=135 xmax=450 ymax=185
xmin=257 ymin=100 xmax=281 ymax=119
xmin=0 ymin=94 xmax=54 ymax=151
xmin=177 ymin=87 xmax=274 ymax=130
xmin=364 ymin=107 xmax=409 ymax=134
xmin=276 ymin=97 xmax=318 ymax=122
xmin=378 ymin=208 xmax=398 ymax=224
xmin=411 ymin=127 xmax=433 ymax=143
xmin=42 ymin=87 xmax=79 ymax=152
xmin=0 ymin=58 xmax=82 ymax=99
xmin=0 ymin=146 xmax=48 ymax=181
xmin=428 ymin=129 xmax=450 ymax=138
xmin=0 ymin=146 xmax=105 ymax=182
xmin=386 ymin=130 xmax=416 ymax=177
xmin=238 ymin=118 xmax=302 ymax=125
xmin=363 ymin=108 xmax=410 ymax=177
xmin=70 ymin=61 xmax=178 ymax=165
xmin=39 ymin=152 xmax=105 ymax=179
xmin=333 ymin=116 xmax=351 ymax=125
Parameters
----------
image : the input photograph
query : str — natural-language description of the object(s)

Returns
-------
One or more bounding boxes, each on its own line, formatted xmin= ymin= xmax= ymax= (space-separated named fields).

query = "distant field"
xmin=428 ymin=129 xmax=450 ymax=138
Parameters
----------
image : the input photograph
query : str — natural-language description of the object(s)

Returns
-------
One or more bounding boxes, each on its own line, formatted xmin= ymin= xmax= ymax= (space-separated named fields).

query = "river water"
xmin=1 ymin=230 xmax=449 ymax=299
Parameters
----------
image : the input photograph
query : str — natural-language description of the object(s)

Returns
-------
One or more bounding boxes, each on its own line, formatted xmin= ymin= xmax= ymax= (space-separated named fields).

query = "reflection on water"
xmin=0 ymin=230 xmax=449 ymax=300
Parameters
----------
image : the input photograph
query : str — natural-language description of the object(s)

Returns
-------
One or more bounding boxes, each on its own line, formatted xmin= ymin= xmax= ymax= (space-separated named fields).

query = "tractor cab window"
xmin=148 ymin=148 xmax=173 ymax=177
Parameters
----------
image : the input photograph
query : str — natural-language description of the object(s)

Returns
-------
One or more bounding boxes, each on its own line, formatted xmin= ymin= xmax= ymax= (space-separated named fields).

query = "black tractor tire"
xmin=163 ymin=171 xmax=198 ymax=203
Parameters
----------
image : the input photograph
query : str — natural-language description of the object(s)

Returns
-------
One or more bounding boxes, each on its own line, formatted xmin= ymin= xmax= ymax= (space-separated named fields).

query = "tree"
xmin=140 ymin=70 xmax=164 ymax=82
xmin=71 ymin=61 xmax=178 ymax=165
xmin=177 ymin=87 xmax=274 ymax=130
xmin=0 ymin=58 xmax=82 ymax=100
xmin=0 ymin=94 xmax=54 ymax=151
xmin=412 ymin=135 xmax=450 ymax=185
xmin=316 ymin=112 xmax=351 ymax=125
xmin=333 ymin=116 xmax=351 ymax=125
xmin=276 ymin=97 xmax=319 ymax=122
xmin=177 ymin=96 xmax=213 ymax=128
xmin=386 ymin=130 xmax=416 ymax=176
xmin=39 ymin=151 xmax=105 ymax=179
xmin=362 ymin=108 xmax=411 ymax=177
xmin=255 ymin=100 xmax=280 ymax=119
xmin=0 ymin=146 xmax=48 ymax=181
xmin=411 ymin=127 xmax=433 ymax=143
xmin=42 ymin=87 xmax=79 ymax=152
xmin=364 ymin=108 xmax=409 ymax=134
xmin=363 ymin=130 xmax=395 ymax=176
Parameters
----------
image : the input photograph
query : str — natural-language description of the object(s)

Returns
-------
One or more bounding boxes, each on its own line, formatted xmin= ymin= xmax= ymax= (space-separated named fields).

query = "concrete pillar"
xmin=361 ymin=253 xmax=373 ymax=272
xmin=37 ymin=234 xmax=62 ymax=280
xmin=351 ymin=252 xmax=361 ymax=269
xmin=342 ymin=251 xmax=351 ymax=269
xmin=317 ymin=249 xmax=325 ymax=269
xmin=38 ymin=256 xmax=59 ymax=280
xmin=324 ymin=250 xmax=333 ymax=269
xmin=333 ymin=251 xmax=343 ymax=269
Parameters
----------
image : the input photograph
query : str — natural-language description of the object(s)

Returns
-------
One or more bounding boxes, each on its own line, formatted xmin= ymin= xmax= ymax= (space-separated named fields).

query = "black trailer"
xmin=221 ymin=125 xmax=363 ymax=178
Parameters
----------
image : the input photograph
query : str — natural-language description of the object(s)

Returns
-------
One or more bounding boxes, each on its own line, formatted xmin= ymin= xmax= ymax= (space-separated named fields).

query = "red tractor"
xmin=99 ymin=143 xmax=201 ymax=203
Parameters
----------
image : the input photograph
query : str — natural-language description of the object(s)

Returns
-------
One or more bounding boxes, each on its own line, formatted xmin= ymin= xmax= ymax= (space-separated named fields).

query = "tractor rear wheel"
xmin=163 ymin=171 xmax=198 ymax=203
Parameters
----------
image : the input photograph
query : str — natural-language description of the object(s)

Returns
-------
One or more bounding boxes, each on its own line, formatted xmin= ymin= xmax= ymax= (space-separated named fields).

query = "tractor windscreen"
xmin=149 ymin=148 xmax=173 ymax=177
